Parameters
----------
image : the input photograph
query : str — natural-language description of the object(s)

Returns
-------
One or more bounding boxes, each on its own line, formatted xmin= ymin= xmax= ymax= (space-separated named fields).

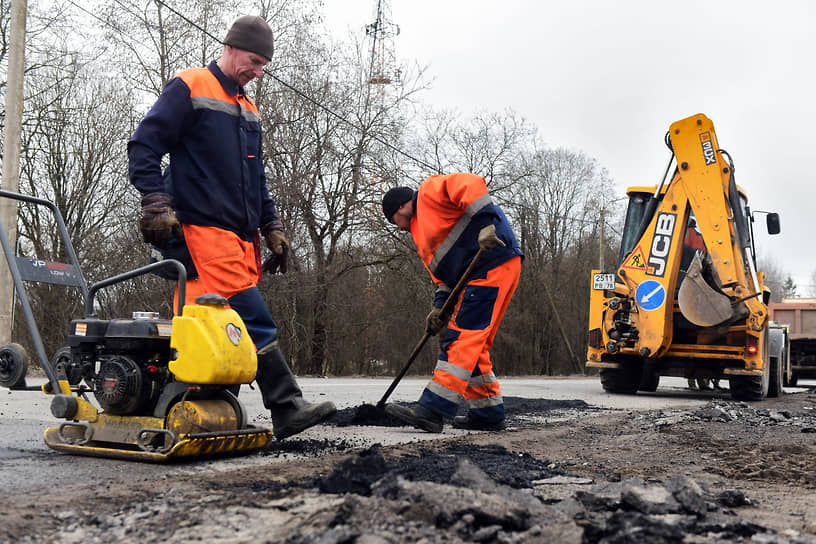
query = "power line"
xmin=125 ymin=0 xmax=442 ymax=176
xmin=65 ymin=0 xmax=610 ymax=230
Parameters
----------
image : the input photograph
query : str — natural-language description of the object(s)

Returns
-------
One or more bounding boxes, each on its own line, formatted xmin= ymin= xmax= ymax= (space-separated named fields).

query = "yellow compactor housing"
xmin=170 ymin=300 xmax=257 ymax=385
xmin=44 ymin=295 xmax=270 ymax=462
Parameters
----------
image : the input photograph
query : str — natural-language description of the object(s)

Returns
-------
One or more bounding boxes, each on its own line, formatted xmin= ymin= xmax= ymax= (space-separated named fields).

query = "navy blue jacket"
xmin=128 ymin=61 xmax=281 ymax=240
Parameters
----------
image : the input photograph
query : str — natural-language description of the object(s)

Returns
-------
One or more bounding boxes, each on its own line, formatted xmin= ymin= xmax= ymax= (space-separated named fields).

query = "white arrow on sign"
xmin=640 ymin=284 xmax=662 ymax=304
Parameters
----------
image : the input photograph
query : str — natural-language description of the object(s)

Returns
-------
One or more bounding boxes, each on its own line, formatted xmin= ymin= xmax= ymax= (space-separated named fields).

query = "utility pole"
xmin=0 ymin=0 xmax=27 ymax=344
xmin=599 ymin=208 xmax=605 ymax=271
xmin=542 ymin=281 xmax=584 ymax=375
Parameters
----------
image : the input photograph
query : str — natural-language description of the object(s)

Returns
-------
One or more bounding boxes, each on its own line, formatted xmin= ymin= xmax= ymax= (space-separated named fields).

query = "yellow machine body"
xmin=43 ymin=419 xmax=271 ymax=462
xmin=41 ymin=299 xmax=272 ymax=462
xmin=586 ymin=114 xmax=785 ymax=401
xmin=170 ymin=303 xmax=258 ymax=385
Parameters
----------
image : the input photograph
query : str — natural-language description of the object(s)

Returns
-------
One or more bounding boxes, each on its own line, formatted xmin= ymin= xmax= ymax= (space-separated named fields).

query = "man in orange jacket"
xmin=381 ymin=173 xmax=523 ymax=432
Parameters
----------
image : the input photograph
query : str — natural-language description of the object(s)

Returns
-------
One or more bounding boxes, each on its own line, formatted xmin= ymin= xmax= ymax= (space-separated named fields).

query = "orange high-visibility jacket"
xmin=410 ymin=173 xmax=522 ymax=306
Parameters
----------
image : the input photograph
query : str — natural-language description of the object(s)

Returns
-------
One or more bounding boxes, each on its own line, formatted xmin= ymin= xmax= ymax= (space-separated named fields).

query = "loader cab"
xmin=617 ymin=190 xmax=652 ymax=267
xmin=738 ymin=190 xmax=781 ymax=271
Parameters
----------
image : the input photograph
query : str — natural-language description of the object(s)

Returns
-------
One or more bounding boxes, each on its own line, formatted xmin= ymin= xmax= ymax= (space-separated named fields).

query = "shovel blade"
xmin=678 ymin=253 xmax=734 ymax=327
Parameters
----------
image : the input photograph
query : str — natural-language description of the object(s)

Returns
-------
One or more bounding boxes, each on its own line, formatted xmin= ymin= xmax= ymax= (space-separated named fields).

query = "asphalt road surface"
xmin=0 ymin=375 xmax=796 ymax=495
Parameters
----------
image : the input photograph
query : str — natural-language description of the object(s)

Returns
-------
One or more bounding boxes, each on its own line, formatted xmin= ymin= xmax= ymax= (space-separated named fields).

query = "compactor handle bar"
xmin=0 ymin=189 xmax=87 ymax=392
xmin=0 ymin=189 xmax=186 ymax=394
xmin=85 ymin=260 xmax=186 ymax=318
xmin=0 ymin=189 xmax=89 ymax=300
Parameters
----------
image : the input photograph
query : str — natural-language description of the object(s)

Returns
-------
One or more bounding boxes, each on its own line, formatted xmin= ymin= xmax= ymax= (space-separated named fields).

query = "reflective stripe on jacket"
xmin=410 ymin=173 xmax=523 ymax=303
xmin=128 ymin=61 xmax=280 ymax=241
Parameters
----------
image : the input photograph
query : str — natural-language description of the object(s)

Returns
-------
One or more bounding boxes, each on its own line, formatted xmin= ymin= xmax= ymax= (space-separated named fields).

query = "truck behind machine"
xmin=769 ymin=298 xmax=816 ymax=386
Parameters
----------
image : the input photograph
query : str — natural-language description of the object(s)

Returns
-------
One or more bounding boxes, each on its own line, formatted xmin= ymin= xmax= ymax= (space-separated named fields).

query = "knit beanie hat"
xmin=224 ymin=16 xmax=275 ymax=61
xmin=382 ymin=187 xmax=414 ymax=223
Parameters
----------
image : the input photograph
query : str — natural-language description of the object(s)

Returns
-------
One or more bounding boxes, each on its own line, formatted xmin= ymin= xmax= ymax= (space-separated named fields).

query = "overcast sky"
xmin=323 ymin=1 xmax=815 ymax=292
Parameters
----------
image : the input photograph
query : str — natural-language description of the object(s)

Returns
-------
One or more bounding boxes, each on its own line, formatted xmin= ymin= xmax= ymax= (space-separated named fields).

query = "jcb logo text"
xmin=647 ymin=212 xmax=676 ymax=277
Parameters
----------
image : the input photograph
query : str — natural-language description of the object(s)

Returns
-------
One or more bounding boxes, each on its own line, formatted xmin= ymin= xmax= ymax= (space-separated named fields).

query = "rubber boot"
xmin=452 ymin=414 xmax=506 ymax=431
xmin=384 ymin=403 xmax=443 ymax=433
xmin=255 ymin=347 xmax=336 ymax=440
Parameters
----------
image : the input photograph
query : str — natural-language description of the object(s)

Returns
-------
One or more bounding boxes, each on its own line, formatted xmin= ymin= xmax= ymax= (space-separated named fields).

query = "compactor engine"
xmin=67 ymin=314 xmax=173 ymax=416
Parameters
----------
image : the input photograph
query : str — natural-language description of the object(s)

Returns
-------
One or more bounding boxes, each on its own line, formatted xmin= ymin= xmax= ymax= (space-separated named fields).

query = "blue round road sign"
xmin=635 ymin=280 xmax=666 ymax=311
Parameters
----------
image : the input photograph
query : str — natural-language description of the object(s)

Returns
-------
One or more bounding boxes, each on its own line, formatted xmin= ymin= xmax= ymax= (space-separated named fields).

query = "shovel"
xmin=376 ymin=247 xmax=488 ymax=408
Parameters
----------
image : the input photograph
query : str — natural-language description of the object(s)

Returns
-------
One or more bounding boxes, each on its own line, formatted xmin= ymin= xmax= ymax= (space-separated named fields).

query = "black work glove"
xmin=262 ymin=229 xmax=289 ymax=274
xmin=262 ymin=244 xmax=289 ymax=274
xmin=426 ymin=307 xmax=450 ymax=336
xmin=478 ymin=224 xmax=506 ymax=251
xmin=140 ymin=192 xmax=183 ymax=249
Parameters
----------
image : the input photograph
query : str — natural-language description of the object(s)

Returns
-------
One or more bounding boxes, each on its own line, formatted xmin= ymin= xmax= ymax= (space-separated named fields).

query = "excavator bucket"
xmin=678 ymin=252 xmax=734 ymax=327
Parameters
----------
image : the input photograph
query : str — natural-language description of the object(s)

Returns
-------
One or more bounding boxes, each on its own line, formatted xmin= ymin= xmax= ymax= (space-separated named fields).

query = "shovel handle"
xmin=376 ymin=332 xmax=432 ymax=408
xmin=437 ymin=247 xmax=488 ymax=320
xmin=376 ymin=247 xmax=487 ymax=408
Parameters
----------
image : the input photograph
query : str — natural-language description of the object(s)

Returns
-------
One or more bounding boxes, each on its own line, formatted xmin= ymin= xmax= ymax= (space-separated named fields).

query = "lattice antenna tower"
xmin=365 ymin=0 xmax=400 ymax=90
xmin=364 ymin=0 xmax=401 ymax=208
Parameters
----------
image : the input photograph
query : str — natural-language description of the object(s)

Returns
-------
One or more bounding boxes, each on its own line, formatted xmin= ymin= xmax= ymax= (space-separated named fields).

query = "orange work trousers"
xmin=419 ymin=255 xmax=521 ymax=421
xmin=173 ymin=224 xmax=260 ymax=308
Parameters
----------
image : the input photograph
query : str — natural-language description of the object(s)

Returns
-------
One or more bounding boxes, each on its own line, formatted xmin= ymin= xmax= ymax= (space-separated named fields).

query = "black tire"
xmin=730 ymin=331 xmax=770 ymax=401
xmin=730 ymin=372 xmax=769 ymax=401
xmin=786 ymin=372 xmax=799 ymax=387
xmin=0 ymin=343 xmax=29 ymax=389
xmin=767 ymin=356 xmax=783 ymax=398
xmin=52 ymin=346 xmax=82 ymax=386
xmin=599 ymin=358 xmax=642 ymax=394
xmin=639 ymin=371 xmax=660 ymax=392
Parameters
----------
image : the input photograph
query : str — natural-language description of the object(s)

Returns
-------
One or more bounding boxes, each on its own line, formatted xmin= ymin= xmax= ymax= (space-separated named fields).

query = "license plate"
xmin=593 ymin=273 xmax=615 ymax=290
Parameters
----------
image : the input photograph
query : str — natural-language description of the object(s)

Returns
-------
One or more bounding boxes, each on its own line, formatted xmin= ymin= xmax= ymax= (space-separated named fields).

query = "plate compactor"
xmin=0 ymin=190 xmax=272 ymax=461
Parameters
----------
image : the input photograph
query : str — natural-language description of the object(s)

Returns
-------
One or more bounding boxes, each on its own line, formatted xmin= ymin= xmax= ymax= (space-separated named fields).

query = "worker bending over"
xmin=381 ymin=173 xmax=523 ymax=432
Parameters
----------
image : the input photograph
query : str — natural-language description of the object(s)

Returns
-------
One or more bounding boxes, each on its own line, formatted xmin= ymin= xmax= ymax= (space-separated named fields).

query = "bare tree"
xmin=258 ymin=26 xmax=428 ymax=374
xmin=493 ymin=147 xmax=611 ymax=374
xmin=95 ymin=0 xmax=232 ymax=95
xmin=9 ymin=37 xmax=155 ymax=357
xmin=757 ymin=256 xmax=793 ymax=303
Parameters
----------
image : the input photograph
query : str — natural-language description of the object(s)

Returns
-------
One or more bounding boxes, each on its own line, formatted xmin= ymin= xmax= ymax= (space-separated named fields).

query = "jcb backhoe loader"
xmin=586 ymin=113 xmax=790 ymax=401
